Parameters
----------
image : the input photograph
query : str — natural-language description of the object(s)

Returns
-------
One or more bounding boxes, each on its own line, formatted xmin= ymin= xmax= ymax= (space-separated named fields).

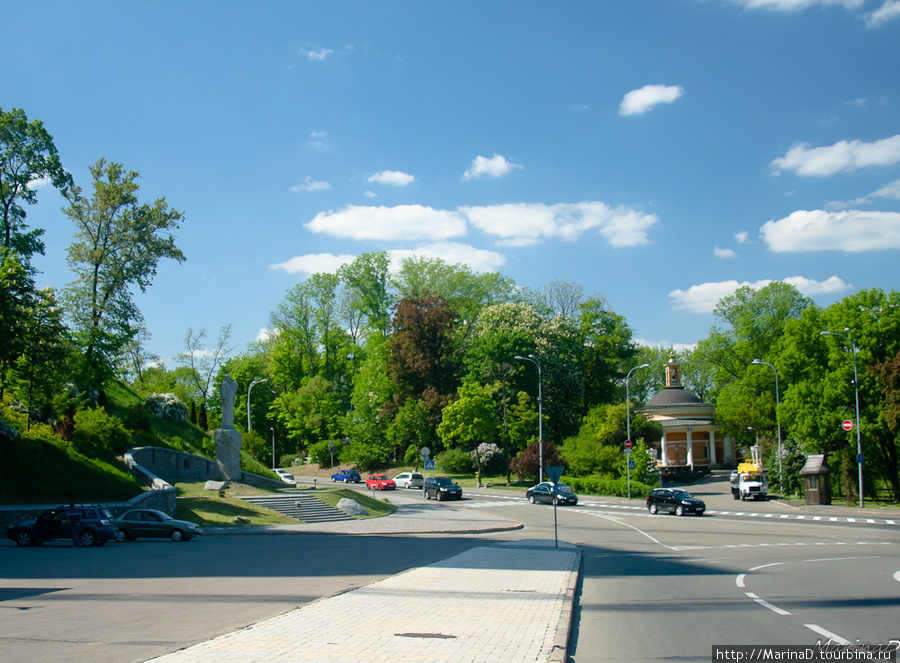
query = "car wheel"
xmin=170 ymin=529 xmax=184 ymax=542
xmin=552 ymin=497 xmax=559 ymax=506
xmin=345 ymin=478 xmax=349 ymax=483
xmin=14 ymin=529 xmax=33 ymax=547
xmin=648 ymin=503 xmax=658 ymax=514
xmin=436 ymin=492 xmax=443 ymax=502
xmin=79 ymin=530 xmax=97 ymax=547
xmin=675 ymin=505 xmax=685 ymax=517
xmin=115 ymin=530 xmax=126 ymax=543
xmin=528 ymin=495 xmax=536 ymax=504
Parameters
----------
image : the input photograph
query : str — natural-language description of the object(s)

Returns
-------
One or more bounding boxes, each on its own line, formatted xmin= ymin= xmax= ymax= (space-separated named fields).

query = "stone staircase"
xmin=237 ymin=491 xmax=355 ymax=523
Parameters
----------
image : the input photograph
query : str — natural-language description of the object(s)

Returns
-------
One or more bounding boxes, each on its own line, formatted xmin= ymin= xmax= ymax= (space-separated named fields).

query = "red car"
xmin=366 ymin=474 xmax=396 ymax=490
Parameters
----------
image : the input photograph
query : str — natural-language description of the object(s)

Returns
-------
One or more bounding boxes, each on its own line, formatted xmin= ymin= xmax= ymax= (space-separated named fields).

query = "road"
xmin=2 ymin=475 xmax=898 ymax=663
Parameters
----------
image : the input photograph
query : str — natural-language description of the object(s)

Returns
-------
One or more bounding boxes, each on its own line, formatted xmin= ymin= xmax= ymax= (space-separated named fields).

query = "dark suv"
xmin=5 ymin=505 xmax=120 ymax=547
xmin=646 ymin=488 xmax=705 ymax=516
xmin=424 ymin=476 xmax=463 ymax=501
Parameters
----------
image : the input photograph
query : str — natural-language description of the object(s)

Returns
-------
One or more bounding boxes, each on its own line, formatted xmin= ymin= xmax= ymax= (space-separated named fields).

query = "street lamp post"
xmin=625 ymin=363 xmax=650 ymax=499
xmin=820 ymin=328 xmax=864 ymax=508
xmin=514 ymin=354 xmax=543 ymax=484
xmin=751 ymin=359 xmax=783 ymax=493
xmin=748 ymin=426 xmax=758 ymax=448
xmin=247 ymin=379 xmax=268 ymax=432
xmin=270 ymin=427 xmax=275 ymax=470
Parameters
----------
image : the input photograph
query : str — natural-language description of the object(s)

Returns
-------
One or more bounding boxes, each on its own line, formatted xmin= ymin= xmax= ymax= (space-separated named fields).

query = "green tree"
xmin=0 ymin=252 xmax=32 ymax=396
xmin=9 ymin=287 xmax=70 ymax=429
xmin=63 ymin=159 xmax=185 ymax=389
xmin=175 ymin=326 xmax=233 ymax=407
xmin=779 ymin=289 xmax=900 ymax=503
xmin=576 ymin=296 xmax=636 ymax=412
xmin=338 ymin=251 xmax=392 ymax=338
xmin=0 ymin=107 xmax=73 ymax=267
xmin=386 ymin=398 xmax=433 ymax=464
xmin=437 ymin=383 xmax=500 ymax=473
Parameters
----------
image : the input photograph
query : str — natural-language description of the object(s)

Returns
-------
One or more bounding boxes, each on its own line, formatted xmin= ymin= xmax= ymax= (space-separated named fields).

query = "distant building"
xmin=641 ymin=353 xmax=733 ymax=471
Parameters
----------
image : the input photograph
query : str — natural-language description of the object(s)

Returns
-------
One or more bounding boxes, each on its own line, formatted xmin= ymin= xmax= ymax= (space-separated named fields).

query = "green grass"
xmin=314 ymin=487 xmax=397 ymax=518
xmin=173 ymin=482 xmax=395 ymax=525
xmin=0 ymin=434 xmax=144 ymax=505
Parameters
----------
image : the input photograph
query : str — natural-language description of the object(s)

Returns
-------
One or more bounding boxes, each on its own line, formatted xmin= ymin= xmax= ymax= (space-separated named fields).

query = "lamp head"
xmin=752 ymin=358 xmax=762 ymax=364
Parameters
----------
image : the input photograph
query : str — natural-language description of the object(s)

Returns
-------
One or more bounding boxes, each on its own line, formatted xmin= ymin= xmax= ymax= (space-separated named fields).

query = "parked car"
xmin=646 ymin=488 xmax=706 ymax=516
xmin=274 ymin=469 xmax=297 ymax=485
xmin=5 ymin=505 xmax=119 ymax=547
xmin=331 ymin=469 xmax=361 ymax=483
xmin=424 ymin=476 xmax=463 ymax=501
xmin=526 ymin=482 xmax=578 ymax=506
xmin=114 ymin=509 xmax=202 ymax=542
xmin=366 ymin=474 xmax=396 ymax=490
xmin=393 ymin=472 xmax=424 ymax=489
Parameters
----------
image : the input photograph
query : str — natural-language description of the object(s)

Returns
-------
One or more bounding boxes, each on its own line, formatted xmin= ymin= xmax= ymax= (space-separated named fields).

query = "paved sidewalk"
xmin=142 ymin=539 xmax=581 ymax=663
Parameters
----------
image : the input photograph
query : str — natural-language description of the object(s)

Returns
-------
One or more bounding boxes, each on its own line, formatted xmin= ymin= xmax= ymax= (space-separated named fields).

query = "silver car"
xmin=392 ymin=472 xmax=425 ymax=489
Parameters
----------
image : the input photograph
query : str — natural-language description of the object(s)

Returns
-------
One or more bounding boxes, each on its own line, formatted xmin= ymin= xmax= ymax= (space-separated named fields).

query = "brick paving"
xmin=142 ymin=540 xmax=580 ymax=663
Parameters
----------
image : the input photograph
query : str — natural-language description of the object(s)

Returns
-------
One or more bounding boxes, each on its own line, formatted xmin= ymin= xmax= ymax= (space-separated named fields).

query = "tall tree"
xmin=0 ymin=107 xmax=73 ymax=267
xmin=780 ymin=289 xmax=900 ymax=502
xmin=338 ymin=251 xmax=392 ymax=338
xmin=577 ymin=296 xmax=636 ymax=413
xmin=63 ymin=158 xmax=185 ymax=388
xmin=388 ymin=293 xmax=460 ymax=426
xmin=175 ymin=325 xmax=233 ymax=405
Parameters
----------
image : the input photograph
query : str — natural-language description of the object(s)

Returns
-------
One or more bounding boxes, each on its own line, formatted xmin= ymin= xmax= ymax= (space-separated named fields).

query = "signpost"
xmin=544 ymin=465 xmax=565 ymax=548
xmin=420 ymin=447 xmax=432 ymax=491
xmin=624 ymin=440 xmax=633 ymax=498
xmin=842 ymin=420 xmax=854 ymax=431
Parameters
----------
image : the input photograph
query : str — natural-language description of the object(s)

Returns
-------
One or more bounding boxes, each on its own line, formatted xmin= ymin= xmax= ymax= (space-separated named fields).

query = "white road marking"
xmin=804 ymin=624 xmax=852 ymax=645
xmin=745 ymin=592 xmax=791 ymax=615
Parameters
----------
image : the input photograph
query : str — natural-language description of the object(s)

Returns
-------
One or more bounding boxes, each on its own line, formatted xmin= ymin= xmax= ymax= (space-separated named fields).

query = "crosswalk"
xmin=456 ymin=495 xmax=900 ymax=527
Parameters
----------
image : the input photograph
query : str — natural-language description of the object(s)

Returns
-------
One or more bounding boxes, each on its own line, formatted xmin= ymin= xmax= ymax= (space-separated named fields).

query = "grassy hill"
xmin=0 ymin=381 xmax=276 ymax=505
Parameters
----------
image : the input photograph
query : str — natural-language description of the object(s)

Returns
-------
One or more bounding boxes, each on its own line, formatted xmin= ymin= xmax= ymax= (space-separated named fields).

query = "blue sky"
xmin=4 ymin=0 xmax=900 ymax=365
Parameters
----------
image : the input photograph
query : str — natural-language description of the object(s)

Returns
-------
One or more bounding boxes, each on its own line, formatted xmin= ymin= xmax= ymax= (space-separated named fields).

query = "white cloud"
xmin=871 ymin=179 xmax=900 ymax=200
xmin=759 ymin=209 xmax=900 ymax=252
xmin=367 ymin=170 xmax=415 ymax=187
xmin=619 ymin=84 xmax=685 ymax=116
xmin=462 ymin=154 xmax=523 ymax=181
xmin=388 ymin=242 xmax=506 ymax=273
xmin=461 ymin=201 xmax=658 ymax=247
xmin=27 ymin=176 xmax=51 ymax=190
xmin=256 ymin=328 xmax=276 ymax=343
xmin=866 ymin=0 xmax=900 ymax=26
xmin=290 ymin=176 xmax=331 ymax=192
xmin=734 ymin=231 xmax=749 ymax=244
xmin=269 ymin=253 xmax=357 ymax=275
xmin=300 ymin=46 xmax=334 ymax=61
xmin=714 ymin=246 xmax=738 ymax=258
xmin=770 ymin=134 xmax=900 ymax=176
xmin=669 ymin=276 xmax=850 ymax=314
xmin=730 ymin=0 xmax=863 ymax=10
xmin=305 ymin=205 xmax=468 ymax=241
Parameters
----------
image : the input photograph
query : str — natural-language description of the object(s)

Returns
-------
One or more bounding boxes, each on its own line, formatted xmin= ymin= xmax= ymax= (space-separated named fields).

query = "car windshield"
xmin=375 ymin=475 xmax=389 ymax=480
xmin=672 ymin=490 xmax=692 ymax=500
xmin=555 ymin=484 xmax=574 ymax=494
xmin=434 ymin=477 xmax=454 ymax=486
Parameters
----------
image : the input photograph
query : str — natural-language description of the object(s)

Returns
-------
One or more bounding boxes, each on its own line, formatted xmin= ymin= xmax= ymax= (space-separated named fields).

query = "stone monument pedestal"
xmin=214 ymin=426 xmax=243 ymax=481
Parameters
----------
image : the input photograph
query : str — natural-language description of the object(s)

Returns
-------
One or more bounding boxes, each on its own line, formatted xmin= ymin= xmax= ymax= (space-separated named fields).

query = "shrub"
xmin=145 ymin=393 xmax=189 ymax=422
xmin=564 ymin=475 xmax=654 ymax=499
xmin=72 ymin=407 xmax=132 ymax=455
xmin=437 ymin=447 xmax=473 ymax=474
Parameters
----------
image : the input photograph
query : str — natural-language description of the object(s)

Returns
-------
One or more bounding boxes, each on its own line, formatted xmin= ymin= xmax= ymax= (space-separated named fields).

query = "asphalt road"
xmin=2 ymin=476 xmax=898 ymax=663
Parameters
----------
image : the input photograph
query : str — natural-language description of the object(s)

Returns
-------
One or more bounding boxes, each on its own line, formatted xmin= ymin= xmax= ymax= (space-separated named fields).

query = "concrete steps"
xmin=237 ymin=491 xmax=355 ymax=523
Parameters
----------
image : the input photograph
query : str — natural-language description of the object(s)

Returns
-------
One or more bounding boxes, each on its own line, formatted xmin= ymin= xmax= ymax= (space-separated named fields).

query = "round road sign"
xmin=624 ymin=439 xmax=633 ymax=449
xmin=841 ymin=420 xmax=854 ymax=431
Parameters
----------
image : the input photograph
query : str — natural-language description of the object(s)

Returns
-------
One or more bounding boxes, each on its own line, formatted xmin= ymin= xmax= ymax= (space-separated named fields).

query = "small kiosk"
xmin=800 ymin=454 xmax=832 ymax=505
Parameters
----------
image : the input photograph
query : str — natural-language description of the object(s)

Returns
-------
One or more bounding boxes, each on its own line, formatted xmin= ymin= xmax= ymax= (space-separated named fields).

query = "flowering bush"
xmin=145 ymin=393 xmax=189 ymax=422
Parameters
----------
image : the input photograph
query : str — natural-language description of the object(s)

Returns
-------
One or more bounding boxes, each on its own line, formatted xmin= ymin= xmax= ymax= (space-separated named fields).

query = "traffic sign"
xmin=627 ymin=459 xmax=636 ymax=470
xmin=624 ymin=448 xmax=632 ymax=456
xmin=842 ymin=420 xmax=854 ymax=431
xmin=624 ymin=439 xmax=633 ymax=450
xmin=545 ymin=465 xmax=565 ymax=483
xmin=424 ymin=460 xmax=435 ymax=470
xmin=857 ymin=453 xmax=864 ymax=464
